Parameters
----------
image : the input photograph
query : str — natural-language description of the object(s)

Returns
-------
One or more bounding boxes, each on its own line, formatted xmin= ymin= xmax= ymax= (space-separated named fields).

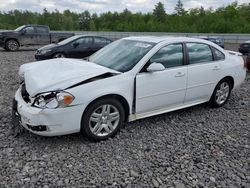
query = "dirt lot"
xmin=0 ymin=46 xmax=249 ymax=187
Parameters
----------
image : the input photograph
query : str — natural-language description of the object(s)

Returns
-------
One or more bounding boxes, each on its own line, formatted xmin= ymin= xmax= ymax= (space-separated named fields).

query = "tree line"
xmin=0 ymin=0 xmax=249 ymax=33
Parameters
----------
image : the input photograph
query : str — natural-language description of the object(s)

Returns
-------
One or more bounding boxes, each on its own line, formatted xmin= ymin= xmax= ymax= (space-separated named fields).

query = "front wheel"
xmin=5 ymin=40 xmax=19 ymax=51
xmin=81 ymin=98 xmax=125 ymax=141
xmin=210 ymin=79 xmax=232 ymax=107
xmin=53 ymin=53 xmax=65 ymax=58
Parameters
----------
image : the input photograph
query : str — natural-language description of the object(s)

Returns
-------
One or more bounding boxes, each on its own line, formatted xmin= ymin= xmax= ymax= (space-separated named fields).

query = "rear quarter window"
xmin=212 ymin=47 xmax=225 ymax=61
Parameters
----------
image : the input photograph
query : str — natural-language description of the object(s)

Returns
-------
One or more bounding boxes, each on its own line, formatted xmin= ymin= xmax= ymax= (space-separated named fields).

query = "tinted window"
xmin=94 ymin=37 xmax=109 ymax=46
xmin=24 ymin=27 xmax=35 ymax=34
xmin=72 ymin=37 xmax=92 ymax=47
xmin=36 ymin=27 xmax=48 ymax=34
xmin=187 ymin=43 xmax=213 ymax=64
xmin=213 ymin=47 xmax=225 ymax=61
xmin=150 ymin=44 xmax=183 ymax=68
xmin=242 ymin=43 xmax=250 ymax=48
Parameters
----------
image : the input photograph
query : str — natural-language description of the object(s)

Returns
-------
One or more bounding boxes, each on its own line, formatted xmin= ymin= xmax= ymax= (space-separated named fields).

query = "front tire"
xmin=53 ymin=53 xmax=65 ymax=58
xmin=5 ymin=40 xmax=19 ymax=51
xmin=81 ymin=98 xmax=125 ymax=141
xmin=210 ymin=79 xmax=232 ymax=107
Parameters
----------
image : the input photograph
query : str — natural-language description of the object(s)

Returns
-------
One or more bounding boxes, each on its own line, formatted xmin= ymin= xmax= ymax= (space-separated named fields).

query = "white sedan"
xmin=13 ymin=37 xmax=247 ymax=141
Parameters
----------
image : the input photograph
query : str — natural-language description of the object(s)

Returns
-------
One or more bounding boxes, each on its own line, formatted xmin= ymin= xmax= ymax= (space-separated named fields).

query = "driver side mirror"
xmin=21 ymin=29 xmax=26 ymax=34
xmin=146 ymin=62 xmax=165 ymax=72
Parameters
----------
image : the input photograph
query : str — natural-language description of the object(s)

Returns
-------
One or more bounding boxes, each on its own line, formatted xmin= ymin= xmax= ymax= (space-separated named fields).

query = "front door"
xmin=20 ymin=26 xmax=36 ymax=45
xmin=136 ymin=43 xmax=187 ymax=114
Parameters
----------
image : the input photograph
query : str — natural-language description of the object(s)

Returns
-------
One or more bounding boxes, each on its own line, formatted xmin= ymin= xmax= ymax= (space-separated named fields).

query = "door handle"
xmin=175 ymin=72 xmax=185 ymax=77
xmin=213 ymin=66 xmax=220 ymax=70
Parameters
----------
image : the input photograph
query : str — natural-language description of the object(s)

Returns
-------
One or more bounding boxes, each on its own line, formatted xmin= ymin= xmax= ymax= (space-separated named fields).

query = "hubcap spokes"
xmin=89 ymin=104 xmax=120 ymax=137
xmin=9 ymin=41 xmax=17 ymax=50
xmin=216 ymin=82 xmax=229 ymax=104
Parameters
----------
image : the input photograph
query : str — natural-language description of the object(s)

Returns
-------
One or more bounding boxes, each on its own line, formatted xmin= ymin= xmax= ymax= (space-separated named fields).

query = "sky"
xmin=0 ymin=0 xmax=249 ymax=14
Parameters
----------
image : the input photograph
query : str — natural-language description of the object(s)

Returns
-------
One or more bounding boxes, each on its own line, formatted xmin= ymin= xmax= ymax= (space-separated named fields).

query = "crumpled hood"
xmin=19 ymin=58 xmax=120 ymax=97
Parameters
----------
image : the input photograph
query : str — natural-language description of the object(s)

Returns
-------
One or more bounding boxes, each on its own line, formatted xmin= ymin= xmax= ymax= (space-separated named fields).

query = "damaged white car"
xmin=13 ymin=37 xmax=247 ymax=141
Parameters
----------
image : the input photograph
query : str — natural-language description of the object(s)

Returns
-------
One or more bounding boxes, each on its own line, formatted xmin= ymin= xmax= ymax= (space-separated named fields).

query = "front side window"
xmin=24 ymin=27 xmax=35 ymax=34
xmin=187 ymin=43 xmax=213 ymax=64
xmin=89 ymin=39 xmax=155 ymax=72
xmin=72 ymin=37 xmax=92 ymax=47
xmin=150 ymin=43 xmax=183 ymax=68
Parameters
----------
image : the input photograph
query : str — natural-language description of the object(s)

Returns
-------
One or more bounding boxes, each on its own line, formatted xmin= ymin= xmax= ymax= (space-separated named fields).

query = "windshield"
xmin=89 ymin=39 xmax=155 ymax=72
xmin=58 ymin=35 xmax=81 ymax=45
xmin=15 ymin=25 xmax=25 ymax=31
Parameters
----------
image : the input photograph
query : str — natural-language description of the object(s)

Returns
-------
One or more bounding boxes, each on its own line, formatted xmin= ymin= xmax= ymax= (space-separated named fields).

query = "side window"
xmin=24 ymin=27 xmax=35 ymax=34
xmin=36 ymin=27 xmax=48 ymax=34
xmin=94 ymin=37 xmax=109 ymax=46
xmin=187 ymin=43 xmax=213 ymax=64
xmin=150 ymin=43 xmax=183 ymax=68
xmin=213 ymin=47 xmax=225 ymax=61
xmin=72 ymin=37 xmax=92 ymax=47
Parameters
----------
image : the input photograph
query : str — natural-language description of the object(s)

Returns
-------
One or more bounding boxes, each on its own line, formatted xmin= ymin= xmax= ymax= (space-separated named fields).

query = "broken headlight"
xmin=33 ymin=91 xmax=75 ymax=109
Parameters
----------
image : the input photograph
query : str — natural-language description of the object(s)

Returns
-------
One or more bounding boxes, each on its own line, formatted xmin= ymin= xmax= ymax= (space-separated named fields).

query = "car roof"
xmin=123 ymin=36 xmax=215 ymax=44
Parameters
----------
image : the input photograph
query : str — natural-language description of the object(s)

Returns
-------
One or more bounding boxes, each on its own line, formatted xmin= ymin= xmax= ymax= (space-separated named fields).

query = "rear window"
xmin=242 ymin=43 xmax=250 ymax=48
xmin=36 ymin=27 xmax=48 ymax=34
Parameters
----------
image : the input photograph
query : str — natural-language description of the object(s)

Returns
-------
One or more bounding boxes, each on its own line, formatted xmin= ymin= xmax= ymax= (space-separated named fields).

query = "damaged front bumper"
xmin=12 ymin=87 xmax=85 ymax=136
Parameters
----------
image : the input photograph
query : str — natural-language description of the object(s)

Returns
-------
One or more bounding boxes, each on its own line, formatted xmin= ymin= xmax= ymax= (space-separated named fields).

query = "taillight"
xmin=243 ymin=56 xmax=248 ymax=70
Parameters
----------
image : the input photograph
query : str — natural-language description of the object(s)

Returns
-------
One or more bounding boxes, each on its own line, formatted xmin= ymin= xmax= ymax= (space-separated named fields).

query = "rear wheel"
xmin=53 ymin=53 xmax=65 ymax=58
xmin=210 ymin=79 xmax=232 ymax=107
xmin=5 ymin=40 xmax=19 ymax=51
xmin=81 ymin=98 xmax=125 ymax=141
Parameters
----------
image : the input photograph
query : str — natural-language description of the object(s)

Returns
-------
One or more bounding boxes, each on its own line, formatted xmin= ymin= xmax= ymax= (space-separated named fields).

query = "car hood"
xmin=19 ymin=58 xmax=120 ymax=97
xmin=0 ymin=31 xmax=18 ymax=36
xmin=38 ymin=43 xmax=59 ymax=51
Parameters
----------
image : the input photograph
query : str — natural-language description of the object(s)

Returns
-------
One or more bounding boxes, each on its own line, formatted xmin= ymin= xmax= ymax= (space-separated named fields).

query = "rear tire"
xmin=81 ymin=98 xmax=125 ymax=141
xmin=5 ymin=40 xmax=19 ymax=51
xmin=209 ymin=79 xmax=232 ymax=107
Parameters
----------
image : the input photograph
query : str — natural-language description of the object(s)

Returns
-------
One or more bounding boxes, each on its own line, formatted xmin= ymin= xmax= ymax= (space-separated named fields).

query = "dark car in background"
xmin=198 ymin=37 xmax=225 ymax=49
xmin=246 ymin=53 xmax=250 ymax=70
xmin=239 ymin=41 xmax=250 ymax=55
xmin=0 ymin=25 xmax=74 ymax=51
xmin=35 ymin=35 xmax=112 ymax=60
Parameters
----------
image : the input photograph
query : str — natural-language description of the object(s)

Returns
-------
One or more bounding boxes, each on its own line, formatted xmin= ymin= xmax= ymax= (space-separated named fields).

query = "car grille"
xmin=21 ymin=84 xmax=30 ymax=103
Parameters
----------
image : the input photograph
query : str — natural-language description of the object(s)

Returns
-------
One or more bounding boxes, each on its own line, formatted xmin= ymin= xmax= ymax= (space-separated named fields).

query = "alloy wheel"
xmin=89 ymin=104 xmax=120 ymax=137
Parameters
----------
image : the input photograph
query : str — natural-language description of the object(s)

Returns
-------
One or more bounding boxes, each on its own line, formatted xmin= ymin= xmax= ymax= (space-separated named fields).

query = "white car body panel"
xmin=136 ymin=66 xmax=187 ymax=113
xmin=19 ymin=58 xmax=120 ymax=97
xmin=14 ymin=36 xmax=246 ymax=136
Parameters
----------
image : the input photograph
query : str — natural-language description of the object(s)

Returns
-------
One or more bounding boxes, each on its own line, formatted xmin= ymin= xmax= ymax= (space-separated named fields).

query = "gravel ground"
xmin=0 ymin=46 xmax=249 ymax=188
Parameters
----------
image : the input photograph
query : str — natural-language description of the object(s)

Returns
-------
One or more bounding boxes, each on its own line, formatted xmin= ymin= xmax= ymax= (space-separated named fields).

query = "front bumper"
xmin=13 ymin=87 xmax=84 ymax=136
xmin=0 ymin=38 xmax=4 ymax=47
xmin=35 ymin=53 xmax=53 ymax=61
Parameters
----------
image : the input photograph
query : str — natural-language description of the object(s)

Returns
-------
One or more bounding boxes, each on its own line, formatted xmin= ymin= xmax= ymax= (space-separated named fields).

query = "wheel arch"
xmin=221 ymin=76 xmax=234 ymax=89
xmin=82 ymin=94 xmax=130 ymax=122
xmin=5 ymin=38 xmax=20 ymax=46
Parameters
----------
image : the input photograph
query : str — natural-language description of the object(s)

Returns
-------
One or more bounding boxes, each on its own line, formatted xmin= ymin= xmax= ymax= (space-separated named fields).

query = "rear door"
xmin=184 ymin=43 xmax=224 ymax=104
xmin=67 ymin=37 xmax=93 ymax=58
xmin=93 ymin=37 xmax=111 ymax=52
xmin=35 ymin=26 xmax=50 ymax=45
xmin=136 ymin=43 xmax=187 ymax=114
